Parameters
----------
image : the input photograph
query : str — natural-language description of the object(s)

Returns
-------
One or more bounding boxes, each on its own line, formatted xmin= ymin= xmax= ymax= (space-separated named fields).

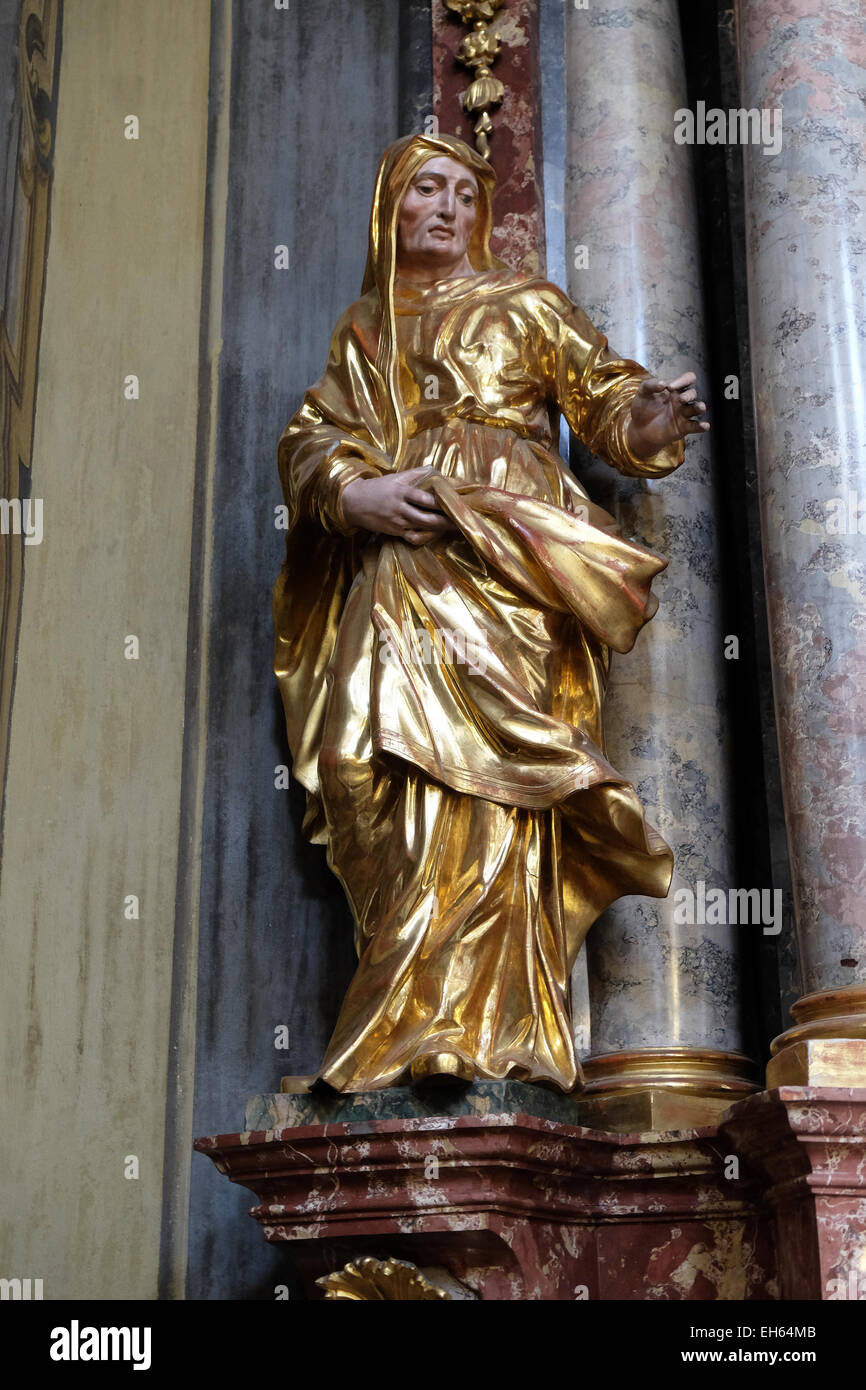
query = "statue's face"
xmin=396 ymin=155 xmax=479 ymax=270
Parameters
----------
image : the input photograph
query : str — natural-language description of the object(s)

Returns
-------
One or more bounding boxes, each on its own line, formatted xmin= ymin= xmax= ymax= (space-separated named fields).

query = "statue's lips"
xmin=427 ymin=226 xmax=455 ymax=238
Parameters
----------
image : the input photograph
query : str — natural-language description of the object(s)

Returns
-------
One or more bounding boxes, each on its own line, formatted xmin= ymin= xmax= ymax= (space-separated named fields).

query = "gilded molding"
xmin=0 ymin=0 xmax=60 ymax=840
xmin=581 ymin=1047 xmax=760 ymax=1097
xmin=445 ymin=0 xmax=507 ymax=159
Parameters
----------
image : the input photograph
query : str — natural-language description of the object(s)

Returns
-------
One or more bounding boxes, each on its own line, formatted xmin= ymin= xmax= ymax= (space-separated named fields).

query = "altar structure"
xmin=193 ymin=0 xmax=866 ymax=1301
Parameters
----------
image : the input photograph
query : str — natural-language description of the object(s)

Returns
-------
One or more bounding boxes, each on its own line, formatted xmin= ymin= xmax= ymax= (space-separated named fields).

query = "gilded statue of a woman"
xmin=273 ymin=134 xmax=709 ymax=1093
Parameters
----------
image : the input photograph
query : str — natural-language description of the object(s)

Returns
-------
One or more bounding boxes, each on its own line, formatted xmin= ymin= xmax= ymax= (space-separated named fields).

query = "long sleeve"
xmin=278 ymin=399 xmax=388 ymax=537
xmin=277 ymin=296 xmax=394 ymax=536
xmin=530 ymin=284 xmax=685 ymax=479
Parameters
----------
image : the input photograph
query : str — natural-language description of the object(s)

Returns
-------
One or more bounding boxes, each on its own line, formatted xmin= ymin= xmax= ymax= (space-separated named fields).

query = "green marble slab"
xmin=243 ymin=1079 xmax=584 ymax=1132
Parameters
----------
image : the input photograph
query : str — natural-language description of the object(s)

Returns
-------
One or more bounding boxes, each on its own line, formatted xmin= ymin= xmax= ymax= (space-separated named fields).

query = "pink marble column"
xmin=737 ymin=0 xmax=866 ymax=1081
xmin=564 ymin=0 xmax=753 ymax=1117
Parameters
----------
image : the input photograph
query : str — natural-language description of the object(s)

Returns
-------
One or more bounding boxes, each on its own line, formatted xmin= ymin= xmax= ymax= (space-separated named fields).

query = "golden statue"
xmin=273 ymin=135 xmax=709 ymax=1093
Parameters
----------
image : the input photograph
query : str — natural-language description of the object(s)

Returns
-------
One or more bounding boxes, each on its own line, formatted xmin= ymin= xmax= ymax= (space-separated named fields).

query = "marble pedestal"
xmin=194 ymin=1082 xmax=776 ymax=1300
xmin=721 ymin=1088 xmax=866 ymax=1302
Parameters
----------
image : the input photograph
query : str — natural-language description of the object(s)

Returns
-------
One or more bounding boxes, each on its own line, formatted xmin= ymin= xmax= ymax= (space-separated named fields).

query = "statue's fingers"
xmin=403 ymin=501 xmax=448 ymax=526
xmin=677 ymin=387 xmax=698 ymax=403
xmin=405 ymin=486 xmax=445 ymax=509
xmin=665 ymin=371 xmax=697 ymax=390
xmin=399 ymin=466 xmax=435 ymax=491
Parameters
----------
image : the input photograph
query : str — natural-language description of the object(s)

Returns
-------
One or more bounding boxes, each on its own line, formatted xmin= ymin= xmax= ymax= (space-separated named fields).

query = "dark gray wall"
xmin=185 ymin=0 xmax=403 ymax=1300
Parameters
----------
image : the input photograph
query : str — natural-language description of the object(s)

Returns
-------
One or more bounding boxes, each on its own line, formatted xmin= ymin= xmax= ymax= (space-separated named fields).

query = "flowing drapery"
xmin=273 ymin=138 xmax=684 ymax=1091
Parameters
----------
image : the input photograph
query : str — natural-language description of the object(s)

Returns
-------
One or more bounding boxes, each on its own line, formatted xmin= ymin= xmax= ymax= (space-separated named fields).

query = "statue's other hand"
xmin=626 ymin=371 xmax=710 ymax=459
xmin=341 ymin=466 xmax=457 ymax=547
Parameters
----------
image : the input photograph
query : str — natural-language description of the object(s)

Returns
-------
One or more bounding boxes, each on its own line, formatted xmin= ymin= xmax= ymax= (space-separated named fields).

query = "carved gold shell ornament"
xmin=445 ymin=0 xmax=507 ymax=160
xmin=317 ymin=1257 xmax=453 ymax=1301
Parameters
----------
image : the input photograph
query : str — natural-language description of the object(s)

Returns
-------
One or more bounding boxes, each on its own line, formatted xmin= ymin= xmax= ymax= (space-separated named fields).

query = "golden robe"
xmin=274 ymin=265 xmax=684 ymax=1093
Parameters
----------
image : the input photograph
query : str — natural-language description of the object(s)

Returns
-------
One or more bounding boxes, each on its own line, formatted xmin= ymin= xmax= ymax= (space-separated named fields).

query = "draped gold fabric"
xmin=273 ymin=135 xmax=684 ymax=1092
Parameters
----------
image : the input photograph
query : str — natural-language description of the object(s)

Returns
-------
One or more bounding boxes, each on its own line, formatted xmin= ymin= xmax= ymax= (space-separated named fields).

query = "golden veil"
xmin=360 ymin=133 xmax=507 ymax=463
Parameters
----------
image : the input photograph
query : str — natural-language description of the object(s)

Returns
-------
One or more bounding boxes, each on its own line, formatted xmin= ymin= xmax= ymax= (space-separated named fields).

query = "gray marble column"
xmin=737 ymin=0 xmax=866 ymax=1082
xmin=398 ymin=0 xmax=432 ymax=137
xmin=565 ymin=0 xmax=755 ymax=1121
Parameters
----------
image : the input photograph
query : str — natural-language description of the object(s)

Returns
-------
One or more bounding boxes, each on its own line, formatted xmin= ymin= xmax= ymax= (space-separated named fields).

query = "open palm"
xmin=627 ymin=371 xmax=709 ymax=458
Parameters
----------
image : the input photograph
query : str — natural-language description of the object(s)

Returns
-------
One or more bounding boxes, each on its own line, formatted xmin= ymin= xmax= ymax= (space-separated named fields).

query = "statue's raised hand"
xmin=625 ymin=371 xmax=709 ymax=460
xmin=341 ymin=465 xmax=456 ymax=546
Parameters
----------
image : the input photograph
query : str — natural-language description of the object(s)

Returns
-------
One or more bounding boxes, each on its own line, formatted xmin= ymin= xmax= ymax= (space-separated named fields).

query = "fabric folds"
xmin=273 ymin=138 xmax=684 ymax=1092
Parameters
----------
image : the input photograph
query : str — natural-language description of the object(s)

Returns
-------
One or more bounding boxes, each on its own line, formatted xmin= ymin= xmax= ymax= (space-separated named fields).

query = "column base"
xmin=767 ymin=1038 xmax=866 ymax=1088
xmin=576 ymin=1087 xmax=737 ymax=1133
xmin=578 ymin=1048 xmax=759 ymax=1131
xmin=767 ymin=987 xmax=866 ymax=1087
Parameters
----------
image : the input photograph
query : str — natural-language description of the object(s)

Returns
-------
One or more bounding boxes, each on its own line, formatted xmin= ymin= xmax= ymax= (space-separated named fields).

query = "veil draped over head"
xmin=360 ymin=134 xmax=508 ymax=464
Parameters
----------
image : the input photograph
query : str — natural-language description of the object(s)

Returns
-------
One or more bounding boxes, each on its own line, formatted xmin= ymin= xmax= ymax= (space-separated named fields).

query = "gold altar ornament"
xmin=273 ymin=134 xmax=709 ymax=1096
xmin=445 ymin=0 xmax=507 ymax=158
xmin=316 ymin=1257 xmax=453 ymax=1301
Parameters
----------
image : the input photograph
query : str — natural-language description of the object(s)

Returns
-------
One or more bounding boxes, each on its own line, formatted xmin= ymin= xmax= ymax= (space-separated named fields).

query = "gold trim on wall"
xmin=445 ymin=0 xmax=507 ymax=159
xmin=0 ymin=0 xmax=61 ymax=849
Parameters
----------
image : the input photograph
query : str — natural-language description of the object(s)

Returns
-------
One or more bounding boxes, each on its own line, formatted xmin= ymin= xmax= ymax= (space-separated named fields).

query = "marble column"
xmin=565 ymin=0 xmax=756 ymax=1127
xmin=398 ymin=0 xmax=432 ymax=138
xmin=737 ymin=0 xmax=866 ymax=1085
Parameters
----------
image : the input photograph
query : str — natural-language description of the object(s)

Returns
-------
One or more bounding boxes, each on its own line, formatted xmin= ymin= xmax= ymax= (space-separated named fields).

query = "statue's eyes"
xmin=414 ymin=182 xmax=475 ymax=202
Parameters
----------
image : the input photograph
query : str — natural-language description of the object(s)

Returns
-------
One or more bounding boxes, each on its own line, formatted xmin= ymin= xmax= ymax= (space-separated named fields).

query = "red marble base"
xmin=195 ymin=1108 xmax=778 ymax=1300
xmin=196 ymin=1087 xmax=866 ymax=1300
xmin=721 ymin=1087 xmax=866 ymax=1301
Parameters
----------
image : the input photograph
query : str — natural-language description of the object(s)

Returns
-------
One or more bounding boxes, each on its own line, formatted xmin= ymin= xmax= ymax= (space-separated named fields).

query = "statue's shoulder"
xmin=331 ymin=287 xmax=380 ymax=334
xmin=320 ymin=289 xmax=381 ymax=366
xmin=477 ymin=269 xmax=575 ymax=315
